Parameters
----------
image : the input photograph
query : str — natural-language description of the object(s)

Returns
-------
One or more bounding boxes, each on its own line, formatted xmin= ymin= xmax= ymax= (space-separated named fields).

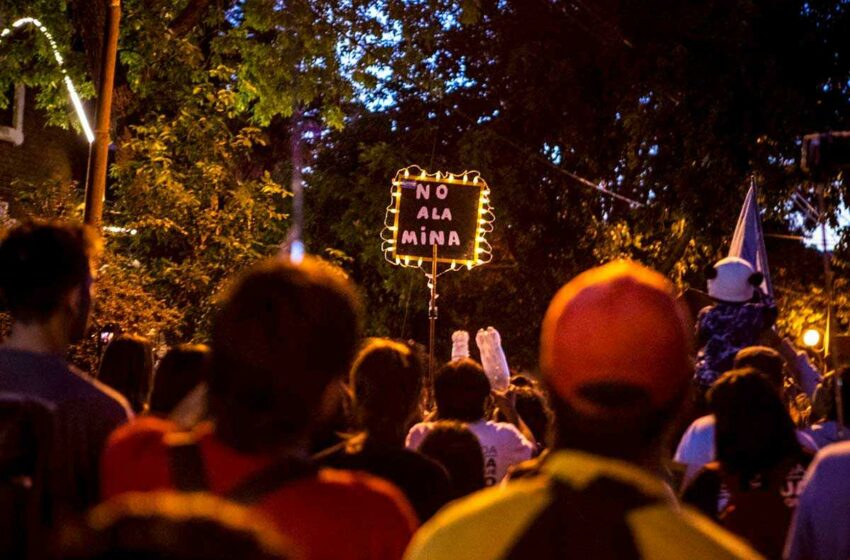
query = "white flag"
xmin=728 ymin=179 xmax=773 ymax=296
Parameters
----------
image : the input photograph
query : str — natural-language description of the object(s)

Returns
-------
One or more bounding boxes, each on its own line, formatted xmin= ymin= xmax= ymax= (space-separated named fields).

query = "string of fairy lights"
xmin=0 ymin=17 xmax=94 ymax=143
xmin=381 ymin=165 xmax=495 ymax=278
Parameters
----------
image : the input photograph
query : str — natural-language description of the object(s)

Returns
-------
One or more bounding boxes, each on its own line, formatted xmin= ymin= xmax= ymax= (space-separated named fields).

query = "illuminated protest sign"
xmin=382 ymin=166 xmax=494 ymax=271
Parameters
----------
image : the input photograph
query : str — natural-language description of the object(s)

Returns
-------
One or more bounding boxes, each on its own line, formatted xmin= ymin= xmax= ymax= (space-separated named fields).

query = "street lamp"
xmin=803 ymin=328 xmax=822 ymax=349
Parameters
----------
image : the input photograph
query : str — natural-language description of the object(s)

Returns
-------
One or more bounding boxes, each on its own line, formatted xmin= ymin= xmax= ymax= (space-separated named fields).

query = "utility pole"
xmin=802 ymin=131 xmax=850 ymax=436
xmin=84 ymin=0 xmax=121 ymax=227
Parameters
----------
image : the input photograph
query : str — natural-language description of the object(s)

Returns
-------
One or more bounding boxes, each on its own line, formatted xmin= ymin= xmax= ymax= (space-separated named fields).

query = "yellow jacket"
xmin=405 ymin=450 xmax=762 ymax=560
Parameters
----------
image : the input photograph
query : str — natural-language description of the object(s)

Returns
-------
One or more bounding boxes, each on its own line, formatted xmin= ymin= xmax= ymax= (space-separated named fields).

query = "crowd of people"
xmin=1 ymin=219 xmax=850 ymax=559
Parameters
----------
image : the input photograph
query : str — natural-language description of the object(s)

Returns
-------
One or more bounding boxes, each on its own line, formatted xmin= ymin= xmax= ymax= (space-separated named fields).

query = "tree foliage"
xmin=3 ymin=1 xmax=850 ymax=371
xmin=0 ymin=0 xmax=94 ymax=129
xmin=306 ymin=0 xmax=850 ymax=367
xmin=0 ymin=182 xmax=182 ymax=373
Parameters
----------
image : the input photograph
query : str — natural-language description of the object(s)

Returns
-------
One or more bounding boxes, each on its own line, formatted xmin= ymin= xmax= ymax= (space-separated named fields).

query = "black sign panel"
xmin=390 ymin=174 xmax=485 ymax=263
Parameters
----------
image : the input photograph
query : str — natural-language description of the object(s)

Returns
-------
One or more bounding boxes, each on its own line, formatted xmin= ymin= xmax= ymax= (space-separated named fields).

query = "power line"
xmin=304 ymin=1 xmax=645 ymax=208
xmin=531 ymin=0 xmax=634 ymax=50
xmin=450 ymin=106 xmax=644 ymax=207
xmin=569 ymin=0 xmax=635 ymax=49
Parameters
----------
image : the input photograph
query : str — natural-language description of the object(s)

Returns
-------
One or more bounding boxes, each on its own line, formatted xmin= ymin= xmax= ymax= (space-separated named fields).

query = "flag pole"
xmin=750 ymin=175 xmax=773 ymax=295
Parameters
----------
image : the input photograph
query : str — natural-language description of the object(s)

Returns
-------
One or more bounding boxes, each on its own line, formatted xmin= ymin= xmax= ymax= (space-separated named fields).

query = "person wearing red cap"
xmin=405 ymin=261 xmax=760 ymax=560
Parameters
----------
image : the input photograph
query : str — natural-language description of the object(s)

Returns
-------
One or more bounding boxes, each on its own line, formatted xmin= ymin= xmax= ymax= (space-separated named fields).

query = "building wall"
xmin=0 ymin=87 xmax=89 ymax=215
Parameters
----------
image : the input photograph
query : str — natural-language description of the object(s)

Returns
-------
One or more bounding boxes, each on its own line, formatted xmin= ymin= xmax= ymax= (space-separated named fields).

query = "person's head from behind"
xmin=709 ymin=368 xmax=799 ymax=480
xmin=513 ymin=385 xmax=554 ymax=449
xmin=349 ymin=338 xmax=423 ymax=444
xmin=418 ymin=421 xmax=485 ymax=498
xmin=56 ymin=492 xmax=292 ymax=560
xmin=510 ymin=372 xmax=538 ymax=388
xmin=733 ymin=346 xmax=785 ymax=393
xmin=149 ymin=344 xmax=210 ymax=416
xmin=98 ymin=335 xmax=154 ymax=413
xmin=434 ymin=359 xmax=491 ymax=422
xmin=0 ymin=220 xmax=100 ymax=347
xmin=539 ymin=261 xmax=693 ymax=462
xmin=209 ymin=257 xmax=361 ymax=454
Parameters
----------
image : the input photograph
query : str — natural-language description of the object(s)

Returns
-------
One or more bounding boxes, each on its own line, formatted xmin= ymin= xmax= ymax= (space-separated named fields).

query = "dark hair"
xmin=433 ymin=359 xmax=491 ymax=422
xmin=56 ymin=492 xmax=292 ymax=560
xmin=549 ymin=379 xmax=685 ymax=461
xmin=709 ymin=368 xmax=800 ymax=481
xmin=733 ymin=346 xmax=785 ymax=390
xmin=349 ymin=338 xmax=423 ymax=443
xmin=0 ymin=220 xmax=100 ymax=322
xmin=209 ymin=257 xmax=361 ymax=453
xmin=513 ymin=385 xmax=554 ymax=449
xmin=510 ymin=372 xmax=538 ymax=388
xmin=149 ymin=344 xmax=211 ymax=415
xmin=98 ymin=335 xmax=154 ymax=413
xmin=419 ymin=421 xmax=485 ymax=499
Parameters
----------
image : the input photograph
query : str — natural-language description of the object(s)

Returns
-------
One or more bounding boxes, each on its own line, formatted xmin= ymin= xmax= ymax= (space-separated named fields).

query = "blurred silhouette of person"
xmin=148 ymin=343 xmax=210 ymax=420
xmin=406 ymin=261 xmax=758 ymax=560
xmin=682 ymin=368 xmax=811 ymax=558
xmin=320 ymin=338 xmax=451 ymax=522
xmin=98 ymin=334 xmax=153 ymax=414
xmin=56 ymin=491 xmax=294 ymax=560
xmin=102 ymin=257 xmax=417 ymax=560
xmin=0 ymin=220 xmax=131 ymax=513
xmin=418 ymin=421 xmax=485 ymax=500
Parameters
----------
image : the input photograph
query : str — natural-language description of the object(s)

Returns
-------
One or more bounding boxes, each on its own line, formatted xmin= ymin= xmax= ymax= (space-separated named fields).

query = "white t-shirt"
xmin=406 ymin=419 xmax=535 ymax=486
xmin=674 ymin=414 xmax=819 ymax=489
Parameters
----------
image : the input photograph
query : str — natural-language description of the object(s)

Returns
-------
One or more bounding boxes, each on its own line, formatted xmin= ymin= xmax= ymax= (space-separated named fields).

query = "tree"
xmin=1 ymin=0 xmax=400 ymax=366
xmin=306 ymin=0 xmax=850 ymax=367
xmin=3 ymin=0 xmax=850 ymax=371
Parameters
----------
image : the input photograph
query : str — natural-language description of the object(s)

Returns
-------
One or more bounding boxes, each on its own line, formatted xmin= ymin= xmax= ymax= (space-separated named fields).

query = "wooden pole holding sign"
xmin=428 ymin=244 xmax=439 ymax=397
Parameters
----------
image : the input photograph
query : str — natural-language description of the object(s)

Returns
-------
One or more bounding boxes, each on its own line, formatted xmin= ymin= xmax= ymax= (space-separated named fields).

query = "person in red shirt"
xmin=101 ymin=257 xmax=417 ymax=560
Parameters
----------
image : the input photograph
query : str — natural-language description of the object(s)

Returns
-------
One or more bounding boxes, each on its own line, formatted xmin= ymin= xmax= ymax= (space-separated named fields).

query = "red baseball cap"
xmin=540 ymin=261 xmax=693 ymax=417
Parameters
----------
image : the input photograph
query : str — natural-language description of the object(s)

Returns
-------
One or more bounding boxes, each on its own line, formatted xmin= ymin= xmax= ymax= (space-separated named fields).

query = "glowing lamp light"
xmin=289 ymin=240 xmax=305 ymax=264
xmin=803 ymin=329 xmax=822 ymax=348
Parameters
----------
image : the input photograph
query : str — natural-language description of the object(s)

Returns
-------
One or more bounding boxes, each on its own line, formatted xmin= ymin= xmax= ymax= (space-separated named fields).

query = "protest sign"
xmin=382 ymin=166 xmax=494 ymax=270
